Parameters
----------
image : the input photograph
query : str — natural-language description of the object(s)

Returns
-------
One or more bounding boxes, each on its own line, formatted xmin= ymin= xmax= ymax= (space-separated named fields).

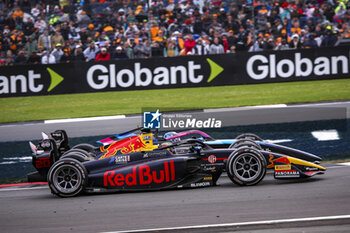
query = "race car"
xmin=27 ymin=130 xmax=326 ymax=197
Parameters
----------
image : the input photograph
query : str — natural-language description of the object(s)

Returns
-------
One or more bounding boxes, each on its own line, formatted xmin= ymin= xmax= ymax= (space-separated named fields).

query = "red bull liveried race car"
xmin=27 ymin=129 xmax=326 ymax=197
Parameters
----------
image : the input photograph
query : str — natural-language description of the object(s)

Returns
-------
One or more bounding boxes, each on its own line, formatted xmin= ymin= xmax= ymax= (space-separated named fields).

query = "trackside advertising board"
xmin=1 ymin=46 xmax=349 ymax=97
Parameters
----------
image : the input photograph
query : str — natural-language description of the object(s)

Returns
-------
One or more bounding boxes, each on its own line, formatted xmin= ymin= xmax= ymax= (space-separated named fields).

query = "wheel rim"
xmin=232 ymin=153 xmax=261 ymax=182
xmin=52 ymin=165 xmax=82 ymax=194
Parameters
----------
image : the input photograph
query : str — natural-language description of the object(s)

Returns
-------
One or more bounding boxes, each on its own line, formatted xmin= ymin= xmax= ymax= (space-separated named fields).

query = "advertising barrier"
xmin=1 ymin=46 xmax=349 ymax=97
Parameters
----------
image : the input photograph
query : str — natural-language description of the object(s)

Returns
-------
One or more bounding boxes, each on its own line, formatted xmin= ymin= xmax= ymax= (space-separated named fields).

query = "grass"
xmin=1 ymin=79 xmax=350 ymax=124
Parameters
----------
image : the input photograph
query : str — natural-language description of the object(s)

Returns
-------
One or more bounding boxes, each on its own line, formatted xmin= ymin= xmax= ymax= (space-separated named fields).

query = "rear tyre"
xmin=47 ymin=159 xmax=87 ymax=197
xmin=72 ymin=143 xmax=96 ymax=153
xmin=226 ymin=147 xmax=266 ymax=186
xmin=235 ymin=133 xmax=262 ymax=141
xmin=229 ymin=139 xmax=262 ymax=150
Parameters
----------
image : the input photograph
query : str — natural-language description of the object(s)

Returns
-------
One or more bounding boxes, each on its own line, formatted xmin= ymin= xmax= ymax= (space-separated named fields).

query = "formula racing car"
xmin=27 ymin=129 xmax=326 ymax=197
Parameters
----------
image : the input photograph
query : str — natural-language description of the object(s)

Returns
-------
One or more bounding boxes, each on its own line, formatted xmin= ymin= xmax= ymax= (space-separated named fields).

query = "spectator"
xmin=164 ymin=38 xmax=179 ymax=57
xmin=34 ymin=16 xmax=47 ymax=33
xmin=27 ymin=51 xmax=41 ymax=64
xmin=249 ymin=37 xmax=264 ymax=52
xmin=31 ymin=4 xmax=41 ymax=19
xmin=14 ymin=50 xmax=27 ymax=64
xmin=209 ymin=37 xmax=224 ymax=54
xmin=304 ymin=34 xmax=319 ymax=48
xmin=125 ymin=39 xmax=135 ymax=59
xmin=275 ymin=39 xmax=290 ymax=50
xmin=321 ymin=27 xmax=337 ymax=47
xmin=51 ymin=43 xmax=64 ymax=63
xmin=60 ymin=48 xmax=73 ymax=63
xmin=12 ymin=7 xmax=24 ymax=24
xmin=95 ymin=47 xmax=110 ymax=61
xmin=289 ymin=34 xmax=302 ymax=49
xmin=73 ymin=45 xmax=86 ymax=62
xmin=25 ymin=36 xmax=38 ymax=56
xmin=133 ymin=38 xmax=149 ymax=58
xmin=38 ymin=29 xmax=51 ymax=51
xmin=184 ymin=34 xmax=196 ymax=55
xmin=227 ymin=45 xmax=236 ymax=53
xmin=41 ymin=50 xmax=55 ymax=64
xmin=77 ymin=11 xmax=91 ymax=29
xmin=112 ymin=46 xmax=128 ymax=60
xmin=50 ymin=29 xmax=65 ymax=49
xmin=23 ymin=17 xmax=34 ymax=36
xmin=83 ymin=41 xmax=99 ymax=62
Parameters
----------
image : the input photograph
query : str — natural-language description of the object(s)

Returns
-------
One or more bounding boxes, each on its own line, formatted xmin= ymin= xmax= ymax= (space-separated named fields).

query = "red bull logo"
xmin=103 ymin=161 xmax=175 ymax=187
xmin=267 ymin=154 xmax=291 ymax=168
xmin=99 ymin=135 xmax=150 ymax=160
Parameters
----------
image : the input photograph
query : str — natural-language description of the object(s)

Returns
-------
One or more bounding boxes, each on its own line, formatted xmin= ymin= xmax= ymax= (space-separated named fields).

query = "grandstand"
xmin=0 ymin=0 xmax=349 ymax=65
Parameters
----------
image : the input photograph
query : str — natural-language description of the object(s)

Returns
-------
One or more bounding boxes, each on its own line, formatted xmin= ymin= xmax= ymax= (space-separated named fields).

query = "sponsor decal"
xmin=190 ymin=182 xmax=211 ymax=187
xmin=305 ymin=167 xmax=319 ymax=171
xmin=246 ymin=53 xmax=349 ymax=80
xmin=275 ymin=170 xmax=300 ymax=178
xmin=0 ymin=68 xmax=63 ymax=95
xmin=207 ymin=155 xmax=217 ymax=164
xmin=267 ymin=155 xmax=290 ymax=168
xmin=114 ymin=155 xmax=130 ymax=164
xmin=86 ymin=59 xmax=223 ymax=90
xmin=202 ymin=157 xmax=227 ymax=164
xmin=203 ymin=177 xmax=212 ymax=181
xmin=104 ymin=161 xmax=175 ymax=186
xmin=99 ymin=135 xmax=149 ymax=159
xmin=275 ymin=164 xmax=291 ymax=171
xmin=143 ymin=151 xmax=169 ymax=158
xmin=35 ymin=157 xmax=51 ymax=168
xmin=201 ymin=165 xmax=216 ymax=172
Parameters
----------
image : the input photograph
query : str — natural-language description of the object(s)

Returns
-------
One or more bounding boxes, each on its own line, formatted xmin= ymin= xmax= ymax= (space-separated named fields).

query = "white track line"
xmin=291 ymin=101 xmax=350 ymax=107
xmin=204 ymin=104 xmax=287 ymax=113
xmin=101 ymin=215 xmax=350 ymax=233
xmin=44 ymin=115 xmax=126 ymax=124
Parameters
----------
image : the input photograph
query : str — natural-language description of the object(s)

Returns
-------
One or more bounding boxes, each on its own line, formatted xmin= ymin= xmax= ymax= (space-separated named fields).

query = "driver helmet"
xmin=163 ymin=131 xmax=180 ymax=142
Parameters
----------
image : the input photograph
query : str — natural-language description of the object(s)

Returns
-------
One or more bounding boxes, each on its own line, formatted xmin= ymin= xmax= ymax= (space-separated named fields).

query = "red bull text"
xmin=103 ymin=161 xmax=175 ymax=187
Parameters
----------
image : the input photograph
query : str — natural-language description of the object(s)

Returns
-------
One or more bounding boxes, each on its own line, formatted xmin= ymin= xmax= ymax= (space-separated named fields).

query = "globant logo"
xmin=143 ymin=109 xmax=222 ymax=129
xmin=246 ymin=53 xmax=349 ymax=80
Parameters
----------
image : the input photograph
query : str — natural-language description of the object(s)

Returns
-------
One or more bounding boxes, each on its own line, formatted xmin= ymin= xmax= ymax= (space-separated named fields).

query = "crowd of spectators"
xmin=0 ymin=0 xmax=350 ymax=66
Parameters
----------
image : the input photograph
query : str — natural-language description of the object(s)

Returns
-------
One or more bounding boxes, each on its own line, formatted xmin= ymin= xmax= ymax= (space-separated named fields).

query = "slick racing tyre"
xmin=47 ymin=158 xmax=88 ymax=197
xmin=61 ymin=148 xmax=95 ymax=162
xmin=229 ymin=139 xmax=262 ymax=150
xmin=235 ymin=133 xmax=263 ymax=142
xmin=72 ymin=143 xmax=96 ymax=153
xmin=226 ymin=147 xmax=266 ymax=186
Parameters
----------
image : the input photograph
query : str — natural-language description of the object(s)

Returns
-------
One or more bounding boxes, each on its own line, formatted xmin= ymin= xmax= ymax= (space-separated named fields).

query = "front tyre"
xmin=226 ymin=147 xmax=266 ymax=186
xmin=235 ymin=133 xmax=262 ymax=141
xmin=229 ymin=139 xmax=262 ymax=150
xmin=47 ymin=159 xmax=87 ymax=197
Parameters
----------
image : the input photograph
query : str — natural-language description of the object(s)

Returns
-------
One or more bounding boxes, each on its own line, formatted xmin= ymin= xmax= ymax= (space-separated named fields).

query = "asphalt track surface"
xmin=1 ymin=101 xmax=350 ymax=232
xmin=0 ymin=101 xmax=350 ymax=142
xmin=0 ymin=165 xmax=349 ymax=233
